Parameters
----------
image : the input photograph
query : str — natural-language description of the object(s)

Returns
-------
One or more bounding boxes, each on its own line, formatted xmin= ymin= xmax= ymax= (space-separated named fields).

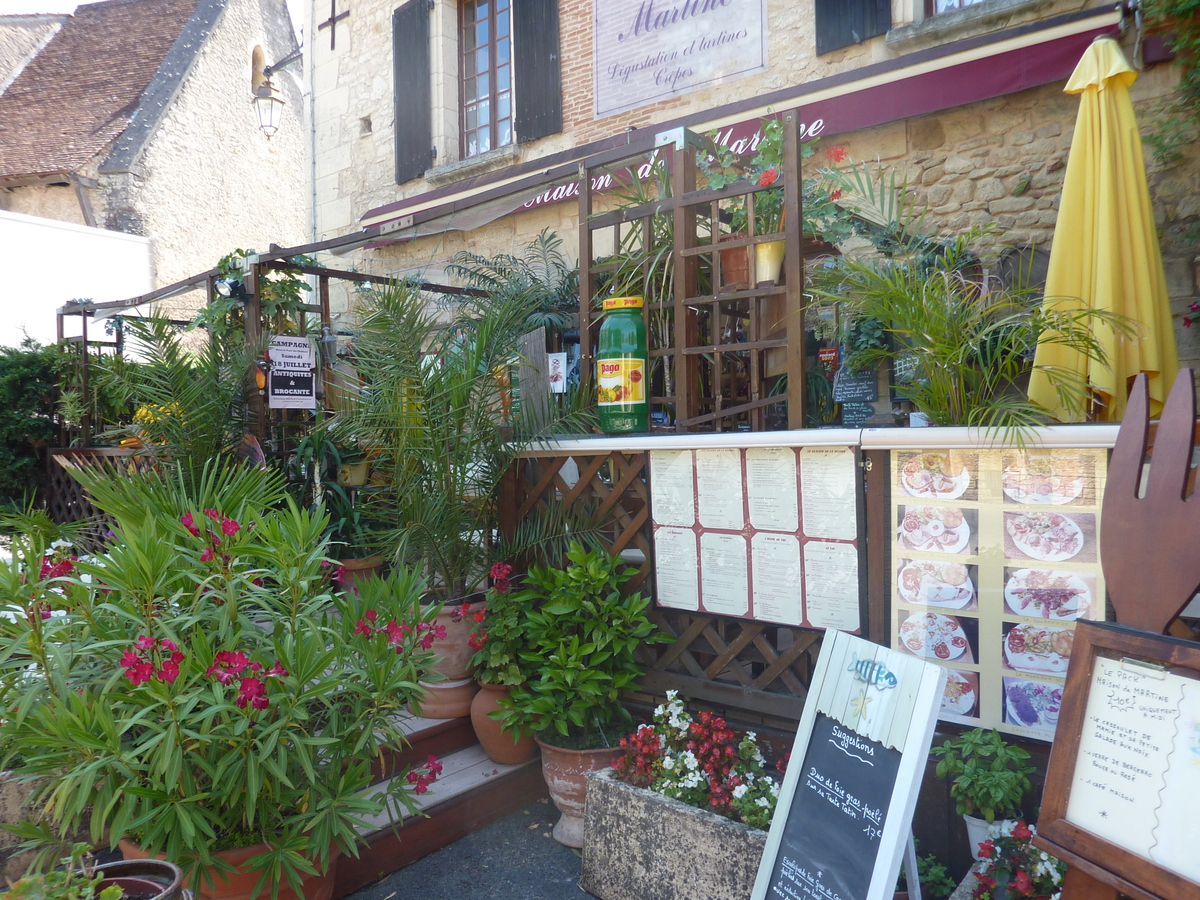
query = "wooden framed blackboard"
xmin=752 ymin=630 xmax=946 ymax=900
xmin=1034 ymin=620 xmax=1200 ymax=900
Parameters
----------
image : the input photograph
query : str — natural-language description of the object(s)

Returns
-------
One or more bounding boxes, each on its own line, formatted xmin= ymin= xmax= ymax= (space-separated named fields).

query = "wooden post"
xmin=244 ymin=261 xmax=266 ymax=440
xmin=672 ymin=141 xmax=699 ymax=430
xmin=81 ymin=314 xmax=91 ymax=448
xmin=578 ymin=160 xmax=594 ymax=394
xmin=782 ymin=112 xmax=805 ymax=430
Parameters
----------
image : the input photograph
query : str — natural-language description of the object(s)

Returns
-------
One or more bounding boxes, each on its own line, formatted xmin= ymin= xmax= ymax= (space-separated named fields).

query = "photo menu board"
xmin=651 ymin=446 xmax=862 ymax=631
xmin=889 ymin=448 xmax=1108 ymax=741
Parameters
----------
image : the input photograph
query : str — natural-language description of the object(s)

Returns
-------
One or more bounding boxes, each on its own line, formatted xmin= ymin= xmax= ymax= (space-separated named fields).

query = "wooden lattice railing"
xmin=45 ymin=448 xmax=150 ymax=553
xmin=504 ymin=446 xmax=822 ymax=732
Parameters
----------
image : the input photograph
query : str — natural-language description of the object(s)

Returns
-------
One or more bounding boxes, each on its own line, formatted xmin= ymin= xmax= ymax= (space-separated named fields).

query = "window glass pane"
xmin=498 ymin=65 xmax=509 ymax=91
xmin=465 ymin=78 xmax=477 ymax=102
xmin=498 ymin=9 xmax=508 ymax=36
xmin=477 ymin=20 xmax=488 ymax=45
xmin=477 ymin=47 xmax=488 ymax=72
xmin=464 ymin=27 xmax=475 ymax=51
xmin=478 ymin=98 xmax=490 ymax=127
xmin=464 ymin=1 xmax=475 ymax=23
xmin=498 ymin=37 xmax=508 ymax=65
xmin=496 ymin=0 xmax=507 ymax=11
xmin=477 ymin=73 xmax=489 ymax=101
xmin=498 ymin=92 xmax=509 ymax=121
xmin=498 ymin=120 xmax=511 ymax=147
xmin=479 ymin=131 xmax=491 ymax=153
xmin=478 ymin=1 xmax=488 ymax=20
xmin=468 ymin=135 xmax=478 ymax=157
xmin=466 ymin=107 xmax=477 ymax=130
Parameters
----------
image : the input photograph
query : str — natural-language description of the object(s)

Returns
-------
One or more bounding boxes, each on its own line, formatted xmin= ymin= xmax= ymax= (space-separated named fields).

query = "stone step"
xmin=334 ymin=743 xmax=547 ymax=898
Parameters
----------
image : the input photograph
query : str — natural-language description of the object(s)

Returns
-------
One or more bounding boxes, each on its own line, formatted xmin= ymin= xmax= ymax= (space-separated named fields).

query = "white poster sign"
xmin=267 ymin=335 xmax=318 ymax=410
xmin=593 ymin=0 xmax=768 ymax=118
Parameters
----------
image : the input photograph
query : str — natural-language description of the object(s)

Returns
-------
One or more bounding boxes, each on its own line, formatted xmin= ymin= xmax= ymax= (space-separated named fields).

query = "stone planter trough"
xmin=580 ymin=768 xmax=767 ymax=900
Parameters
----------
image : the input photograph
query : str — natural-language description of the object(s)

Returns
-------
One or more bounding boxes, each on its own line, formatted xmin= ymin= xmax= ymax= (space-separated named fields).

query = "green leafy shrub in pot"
xmin=931 ymin=728 xmax=1034 ymax=823
xmin=468 ymin=563 xmax=537 ymax=689
xmin=495 ymin=543 xmax=670 ymax=749
xmin=0 ymin=463 xmax=443 ymax=897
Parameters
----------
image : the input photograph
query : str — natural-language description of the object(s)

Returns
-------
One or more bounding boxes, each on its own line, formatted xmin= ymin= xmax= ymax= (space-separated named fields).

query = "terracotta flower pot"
xmin=470 ymin=682 xmax=538 ymax=764
xmin=410 ymin=595 xmax=486 ymax=718
xmin=719 ymin=233 xmax=749 ymax=290
xmin=535 ymin=738 xmax=619 ymax=848
xmin=95 ymin=859 xmax=185 ymax=900
xmin=120 ymin=839 xmax=340 ymax=900
xmin=336 ymin=556 xmax=383 ymax=588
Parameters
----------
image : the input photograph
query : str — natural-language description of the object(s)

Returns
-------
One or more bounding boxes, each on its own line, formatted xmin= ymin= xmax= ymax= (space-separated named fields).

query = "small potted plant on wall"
xmin=932 ymin=728 xmax=1035 ymax=860
xmin=494 ymin=543 xmax=670 ymax=848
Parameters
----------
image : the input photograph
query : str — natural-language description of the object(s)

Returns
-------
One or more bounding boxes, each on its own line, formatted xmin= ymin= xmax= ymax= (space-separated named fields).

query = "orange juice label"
xmin=602 ymin=296 xmax=643 ymax=310
xmin=597 ymin=358 xmax=646 ymax=406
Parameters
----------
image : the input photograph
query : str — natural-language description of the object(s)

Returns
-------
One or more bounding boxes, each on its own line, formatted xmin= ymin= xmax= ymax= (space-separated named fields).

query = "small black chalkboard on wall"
xmin=752 ymin=632 xmax=945 ymax=900
xmin=832 ymin=368 xmax=878 ymax=403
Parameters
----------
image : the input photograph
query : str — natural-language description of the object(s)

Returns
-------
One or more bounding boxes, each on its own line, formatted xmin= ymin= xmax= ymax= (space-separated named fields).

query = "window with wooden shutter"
xmin=394 ymin=0 xmax=432 ymax=183
xmin=814 ymin=0 xmax=891 ymax=55
xmin=512 ymin=0 xmax=561 ymax=144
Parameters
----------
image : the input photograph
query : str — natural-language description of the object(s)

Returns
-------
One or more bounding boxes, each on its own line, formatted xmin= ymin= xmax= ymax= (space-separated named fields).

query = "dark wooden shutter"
xmin=512 ymin=0 xmax=562 ymax=143
xmin=814 ymin=0 xmax=890 ymax=56
xmin=393 ymin=0 xmax=432 ymax=183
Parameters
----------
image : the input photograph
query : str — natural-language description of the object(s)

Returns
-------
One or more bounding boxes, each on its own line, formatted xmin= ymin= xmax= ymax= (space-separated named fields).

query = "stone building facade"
xmin=308 ymin=0 xmax=1199 ymax=375
xmin=0 ymin=0 xmax=308 ymax=308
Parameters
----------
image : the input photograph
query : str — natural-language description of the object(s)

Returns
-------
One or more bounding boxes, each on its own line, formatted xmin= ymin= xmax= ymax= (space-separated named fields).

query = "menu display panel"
xmin=651 ymin=445 xmax=862 ymax=631
xmin=889 ymin=448 xmax=1109 ymax=740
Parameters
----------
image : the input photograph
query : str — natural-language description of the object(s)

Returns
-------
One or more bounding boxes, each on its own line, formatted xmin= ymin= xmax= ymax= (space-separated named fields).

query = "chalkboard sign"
xmin=840 ymin=402 xmax=875 ymax=428
xmin=752 ymin=631 xmax=945 ymax=900
xmin=832 ymin=368 xmax=878 ymax=403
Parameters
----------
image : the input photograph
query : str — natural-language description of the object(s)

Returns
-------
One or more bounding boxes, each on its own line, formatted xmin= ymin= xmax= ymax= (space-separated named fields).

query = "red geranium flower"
xmin=757 ymin=167 xmax=779 ymax=187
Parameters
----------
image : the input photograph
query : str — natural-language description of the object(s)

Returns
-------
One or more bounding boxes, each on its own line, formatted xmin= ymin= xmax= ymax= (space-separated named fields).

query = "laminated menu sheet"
xmin=649 ymin=445 xmax=862 ymax=630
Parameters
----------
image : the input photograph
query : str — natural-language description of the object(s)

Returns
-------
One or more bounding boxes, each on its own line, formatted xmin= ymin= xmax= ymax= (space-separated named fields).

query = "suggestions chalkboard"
xmin=765 ymin=713 xmax=902 ymax=900
xmin=832 ymin=369 xmax=878 ymax=403
xmin=753 ymin=632 xmax=945 ymax=900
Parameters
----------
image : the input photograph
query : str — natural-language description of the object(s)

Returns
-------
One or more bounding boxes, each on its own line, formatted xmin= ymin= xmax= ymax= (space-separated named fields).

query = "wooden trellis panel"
xmin=505 ymin=448 xmax=822 ymax=728
xmin=45 ymin=449 xmax=150 ymax=553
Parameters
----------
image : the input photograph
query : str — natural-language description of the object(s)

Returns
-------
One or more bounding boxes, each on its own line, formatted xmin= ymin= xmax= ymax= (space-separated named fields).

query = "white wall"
xmin=0 ymin=209 xmax=153 ymax=347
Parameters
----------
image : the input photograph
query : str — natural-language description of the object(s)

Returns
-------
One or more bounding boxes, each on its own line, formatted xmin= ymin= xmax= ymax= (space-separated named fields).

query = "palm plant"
xmin=446 ymin=229 xmax=580 ymax=339
xmin=810 ymin=231 xmax=1136 ymax=435
xmin=341 ymin=279 xmax=595 ymax=602
xmin=103 ymin=317 xmax=256 ymax=488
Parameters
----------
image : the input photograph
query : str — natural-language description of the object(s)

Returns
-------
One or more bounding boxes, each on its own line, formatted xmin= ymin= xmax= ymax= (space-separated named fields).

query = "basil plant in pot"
xmin=0 ymin=463 xmax=444 ymax=900
xmin=932 ymin=728 xmax=1035 ymax=860
xmin=493 ymin=543 xmax=670 ymax=847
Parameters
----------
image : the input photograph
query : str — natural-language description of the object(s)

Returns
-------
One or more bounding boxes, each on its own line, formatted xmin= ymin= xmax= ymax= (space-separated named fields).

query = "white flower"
xmin=49 ymin=539 xmax=73 ymax=550
xmin=756 ymin=797 xmax=771 ymax=807
xmin=682 ymin=751 xmax=699 ymax=771
xmin=662 ymin=754 xmax=676 ymax=771
xmin=732 ymin=784 xmax=748 ymax=799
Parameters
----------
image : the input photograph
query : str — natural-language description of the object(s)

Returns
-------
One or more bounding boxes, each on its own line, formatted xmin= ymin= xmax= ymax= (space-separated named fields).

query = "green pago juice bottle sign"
xmin=596 ymin=296 xmax=649 ymax=433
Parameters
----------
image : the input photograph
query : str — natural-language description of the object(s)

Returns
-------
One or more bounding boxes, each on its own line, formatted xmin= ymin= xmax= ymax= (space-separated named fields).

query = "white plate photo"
xmin=1005 ymin=512 xmax=1084 ymax=562
xmin=901 ymin=453 xmax=971 ymax=501
xmin=1004 ymin=624 xmax=1074 ymax=675
xmin=1004 ymin=678 xmax=1063 ymax=730
xmin=897 ymin=561 xmax=975 ymax=609
xmin=899 ymin=611 xmax=969 ymax=662
xmin=1004 ymin=569 xmax=1090 ymax=620
xmin=941 ymin=671 xmax=977 ymax=716
xmin=898 ymin=507 xmax=971 ymax=554
xmin=1001 ymin=455 xmax=1086 ymax=505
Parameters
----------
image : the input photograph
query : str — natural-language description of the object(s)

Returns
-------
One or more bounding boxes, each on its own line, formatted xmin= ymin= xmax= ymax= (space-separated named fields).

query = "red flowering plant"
xmin=611 ymin=690 xmax=781 ymax=830
xmin=0 ymin=464 xmax=444 ymax=896
xmin=467 ymin=562 xmax=538 ymax=688
xmin=972 ymin=820 xmax=1065 ymax=900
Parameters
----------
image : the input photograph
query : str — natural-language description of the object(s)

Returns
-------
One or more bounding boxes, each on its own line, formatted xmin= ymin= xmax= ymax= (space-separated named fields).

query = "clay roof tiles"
xmin=0 ymin=0 xmax=199 ymax=179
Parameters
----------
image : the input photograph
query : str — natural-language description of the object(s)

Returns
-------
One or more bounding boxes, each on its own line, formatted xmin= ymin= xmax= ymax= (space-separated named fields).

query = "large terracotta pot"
xmin=95 ymin=859 xmax=185 ymax=900
xmin=535 ymin=739 xmax=619 ymax=848
xmin=470 ymin=682 xmax=538 ymax=764
xmin=410 ymin=595 xmax=486 ymax=718
xmin=719 ymin=233 xmax=749 ymax=290
xmin=121 ymin=839 xmax=340 ymax=900
xmin=335 ymin=556 xmax=383 ymax=589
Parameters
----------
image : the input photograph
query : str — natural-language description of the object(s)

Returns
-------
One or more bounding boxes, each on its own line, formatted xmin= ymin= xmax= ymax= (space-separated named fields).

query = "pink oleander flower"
xmin=157 ymin=660 xmax=180 ymax=683
xmin=203 ymin=509 xmax=220 ymax=521
xmin=221 ymin=518 xmax=240 ymax=536
xmin=180 ymin=511 xmax=201 ymax=536
xmin=207 ymin=650 xmax=251 ymax=684
xmin=266 ymin=661 xmax=288 ymax=677
xmin=200 ymin=546 xmax=214 ymax=562
xmin=236 ymin=677 xmax=268 ymax=710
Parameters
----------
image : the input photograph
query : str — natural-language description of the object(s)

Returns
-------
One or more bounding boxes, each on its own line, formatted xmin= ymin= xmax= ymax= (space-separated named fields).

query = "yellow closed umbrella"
xmin=1028 ymin=36 xmax=1179 ymax=421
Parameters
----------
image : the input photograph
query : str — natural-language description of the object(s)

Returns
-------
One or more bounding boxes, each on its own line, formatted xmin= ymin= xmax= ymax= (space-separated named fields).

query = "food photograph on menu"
xmin=897 ymin=451 xmax=979 ymax=501
xmin=896 ymin=610 xmax=978 ymax=664
xmin=1002 ymin=676 xmax=1063 ymax=738
xmin=1003 ymin=510 xmax=1096 ymax=563
xmin=896 ymin=506 xmax=978 ymax=555
xmin=1001 ymin=451 xmax=1095 ymax=506
xmin=1003 ymin=567 xmax=1096 ymax=621
xmin=941 ymin=669 xmax=980 ymax=719
xmin=1002 ymin=622 xmax=1075 ymax=676
xmin=895 ymin=559 xmax=978 ymax=610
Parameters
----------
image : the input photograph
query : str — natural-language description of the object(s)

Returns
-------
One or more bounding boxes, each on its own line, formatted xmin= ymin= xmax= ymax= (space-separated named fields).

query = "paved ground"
xmin=346 ymin=799 xmax=599 ymax=900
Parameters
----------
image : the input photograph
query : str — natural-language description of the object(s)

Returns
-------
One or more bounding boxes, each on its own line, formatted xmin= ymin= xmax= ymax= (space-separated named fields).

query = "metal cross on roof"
xmin=317 ymin=0 xmax=349 ymax=50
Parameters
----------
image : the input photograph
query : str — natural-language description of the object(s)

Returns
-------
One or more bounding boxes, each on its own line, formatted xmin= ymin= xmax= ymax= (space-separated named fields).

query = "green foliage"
xmin=895 ymin=845 xmax=957 ymax=899
xmin=496 ymin=543 xmax=670 ymax=748
xmin=810 ymin=229 xmax=1138 ymax=439
xmin=932 ymin=728 xmax=1034 ymax=823
xmin=342 ymin=279 xmax=594 ymax=601
xmin=0 ymin=844 xmax=121 ymax=900
xmin=191 ymin=251 xmax=313 ymax=340
xmin=446 ymin=229 xmax=581 ymax=338
xmin=1143 ymin=1 xmax=1200 ymax=129
xmin=288 ymin=425 xmax=377 ymax=558
xmin=0 ymin=464 xmax=439 ymax=897
xmin=102 ymin=317 xmax=255 ymax=489
xmin=0 ymin=340 xmax=60 ymax=507
xmin=468 ymin=577 xmax=539 ymax=689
